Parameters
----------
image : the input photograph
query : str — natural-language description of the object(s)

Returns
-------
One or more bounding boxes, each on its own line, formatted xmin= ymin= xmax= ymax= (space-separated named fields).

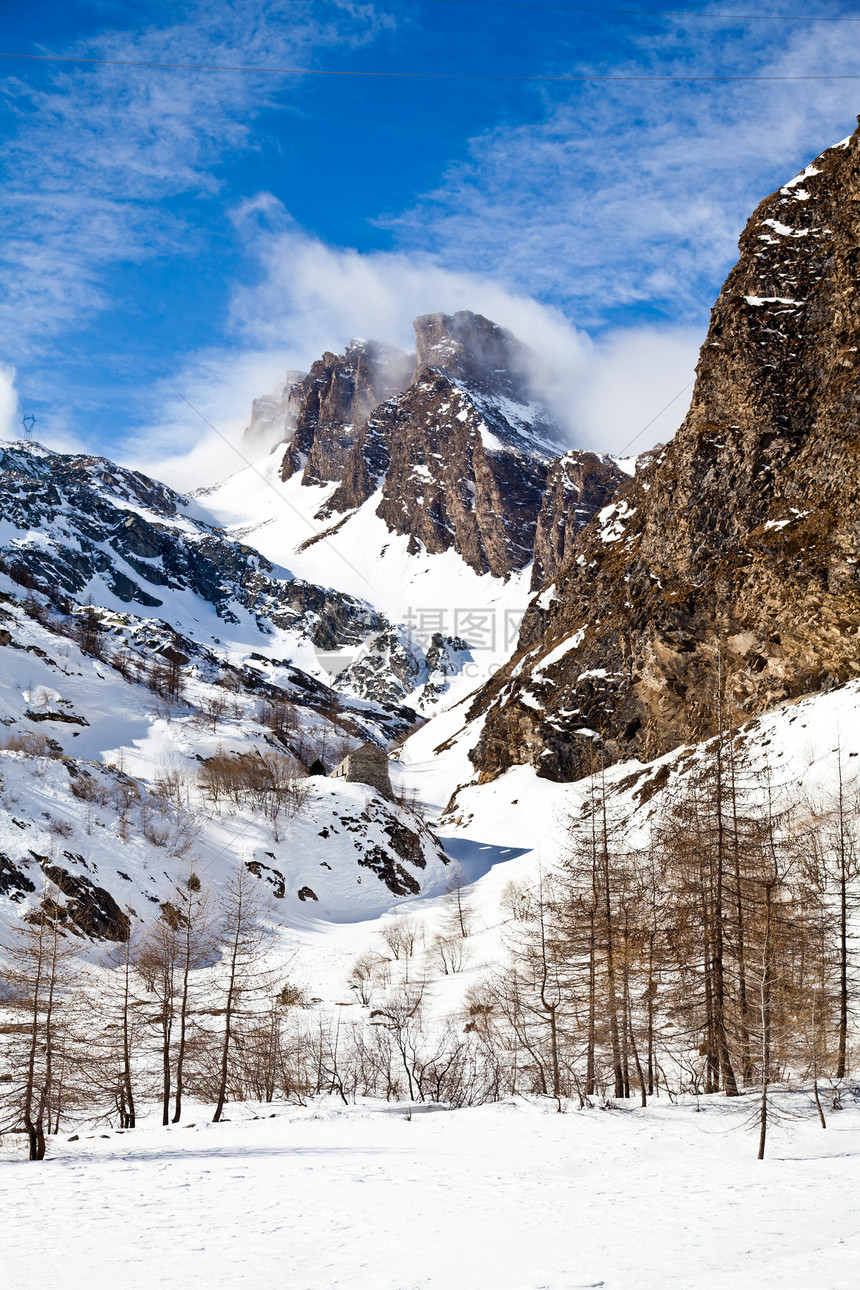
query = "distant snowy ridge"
xmin=0 ymin=441 xmax=480 ymax=713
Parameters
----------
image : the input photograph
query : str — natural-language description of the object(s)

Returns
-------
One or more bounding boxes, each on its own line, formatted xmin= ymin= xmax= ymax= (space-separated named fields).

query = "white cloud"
xmin=0 ymin=364 xmax=19 ymax=440
xmin=128 ymin=347 xmax=295 ymax=492
xmin=139 ymin=220 xmax=699 ymax=488
xmin=385 ymin=24 xmax=860 ymax=326
xmin=231 ymin=217 xmax=701 ymax=453
xmin=565 ymin=327 xmax=699 ymax=456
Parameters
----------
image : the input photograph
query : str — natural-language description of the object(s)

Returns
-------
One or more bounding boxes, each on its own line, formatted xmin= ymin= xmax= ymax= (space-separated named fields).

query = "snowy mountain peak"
xmin=233 ymin=312 xmax=580 ymax=581
xmin=413 ymin=310 xmax=532 ymax=402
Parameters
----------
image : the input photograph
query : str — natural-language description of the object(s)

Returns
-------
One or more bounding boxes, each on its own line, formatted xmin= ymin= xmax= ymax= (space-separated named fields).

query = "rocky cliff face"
xmin=469 ymin=124 xmax=860 ymax=783
xmin=279 ymin=340 xmax=412 ymax=485
xmin=412 ymin=309 xmax=530 ymax=399
xmin=317 ymin=312 xmax=577 ymax=578
xmin=530 ymin=451 xmax=628 ymax=589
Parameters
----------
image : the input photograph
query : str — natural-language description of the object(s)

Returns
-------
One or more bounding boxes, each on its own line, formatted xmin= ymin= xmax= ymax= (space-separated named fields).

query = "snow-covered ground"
xmin=3 ymin=1093 xmax=859 ymax=1290
xmin=194 ymin=447 xmax=533 ymax=709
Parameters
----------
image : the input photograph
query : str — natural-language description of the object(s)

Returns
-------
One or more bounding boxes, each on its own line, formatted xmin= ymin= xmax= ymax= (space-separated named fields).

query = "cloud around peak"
xmin=138 ymin=215 xmax=700 ymax=491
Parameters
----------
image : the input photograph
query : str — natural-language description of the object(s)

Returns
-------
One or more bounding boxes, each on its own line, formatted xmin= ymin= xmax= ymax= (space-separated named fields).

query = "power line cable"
xmin=616 ymin=378 xmax=694 ymax=455
xmin=431 ymin=0 xmax=860 ymax=22
xmin=1 ymin=50 xmax=860 ymax=80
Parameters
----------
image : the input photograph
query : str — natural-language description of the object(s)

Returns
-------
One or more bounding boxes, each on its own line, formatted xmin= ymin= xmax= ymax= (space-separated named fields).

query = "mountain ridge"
xmin=253 ymin=310 xmax=628 ymax=582
xmin=465 ymin=124 xmax=860 ymax=783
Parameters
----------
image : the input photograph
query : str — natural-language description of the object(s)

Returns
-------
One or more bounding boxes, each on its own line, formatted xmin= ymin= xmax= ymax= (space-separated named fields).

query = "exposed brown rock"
xmin=280 ymin=340 xmax=412 ymax=484
xmin=25 ymin=709 xmax=89 ymax=725
xmin=267 ymin=311 xmax=623 ymax=581
xmin=412 ymin=310 xmax=531 ymax=398
xmin=469 ymin=124 xmax=860 ymax=783
xmin=530 ymin=451 xmax=629 ymax=589
xmin=40 ymin=860 xmax=131 ymax=941
xmin=0 ymin=853 xmax=36 ymax=900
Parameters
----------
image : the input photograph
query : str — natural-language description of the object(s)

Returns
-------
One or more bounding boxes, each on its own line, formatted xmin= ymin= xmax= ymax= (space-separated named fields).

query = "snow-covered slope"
xmin=0 ymin=439 xmax=491 ymax=712
xmin=194 ymin=445 xmax=532 ymax=712
xmin=5 ymin=1093 xmax=860 ymax=1290
xmin=0 ymin=579 xmax=450 ymax=939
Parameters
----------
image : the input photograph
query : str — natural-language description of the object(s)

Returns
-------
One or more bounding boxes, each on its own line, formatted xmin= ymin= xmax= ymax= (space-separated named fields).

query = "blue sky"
xmin=1 ymin=0 xmax=859 ymax=479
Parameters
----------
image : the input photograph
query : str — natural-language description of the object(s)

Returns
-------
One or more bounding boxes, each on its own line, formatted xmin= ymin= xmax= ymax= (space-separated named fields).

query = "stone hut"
xmin=330 ymin=743 xmax=393 ymax=799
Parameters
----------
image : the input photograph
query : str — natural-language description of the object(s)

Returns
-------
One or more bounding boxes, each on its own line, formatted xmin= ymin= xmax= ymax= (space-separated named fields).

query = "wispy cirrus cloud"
xmin=0 ymin=0 xmax=396 ymax=358
xmin=383 ymin=20 xmax=860 ymax=327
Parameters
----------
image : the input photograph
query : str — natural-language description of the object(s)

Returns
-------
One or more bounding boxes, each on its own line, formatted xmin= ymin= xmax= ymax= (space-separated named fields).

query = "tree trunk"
xmin=121 ymin=951 xmax=136 ymax=1129
xmin=627 ymin=993 xmax=647 ymax=1108
xmin=586 ymin=903 xmax=597 ymax=1096
xmin=600 ymin=803 xmax=624 ymax=1099
xmin=213 ymin=908 xmax=242 ymax=1123
xmin=161 ymin=1007 xmax=172 ymax=1127
xmin=173 ymin=925 xmax=192 ymax=1124
xmin=836 ymin=749 xmax=849 ymax=1080
xmin=712 ymin=729 xmax=739 ymax=1098
xmin=757 ymin=884 xmax=773 ymax=1161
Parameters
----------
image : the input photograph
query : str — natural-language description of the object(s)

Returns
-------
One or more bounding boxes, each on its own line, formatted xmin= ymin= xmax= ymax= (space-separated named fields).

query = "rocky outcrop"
xmin=420 ymin=633 xmax=472 ymax=709
xmin=314 ymin=795 xmax=445 ymax=898
xmin=321 ymin=312 xmax=568 ymax=577
xmin=530 ymin=451 xmax=629 ymax=589
xmin=38 ymin=857 xmax=130 ymax=941
xmin=413 ymin=310 xmax=531 ymax=400
xmin=469 ymin=124 xmax=860 ymax=783
xmin=0 ymin=853 xmax=36 ymax=901
xmin=332 ymin=625 xmax=423 ymax=706
xmin=256 ymin=312 xmax=625 ymax=582
xmin=279 ymin=340 xmax=412 ymax=484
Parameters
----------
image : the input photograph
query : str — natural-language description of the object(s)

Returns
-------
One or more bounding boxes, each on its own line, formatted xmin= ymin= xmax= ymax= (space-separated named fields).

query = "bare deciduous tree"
xmin=0 ymin=889 xmax=83 ymax=1159
xmin=212 ymin=862 xmax=271 ymax=1122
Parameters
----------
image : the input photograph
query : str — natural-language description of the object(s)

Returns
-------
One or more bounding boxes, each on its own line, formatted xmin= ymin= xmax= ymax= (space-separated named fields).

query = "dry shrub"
xmin=143 ymin=821 xmax=171 ymax=848
xmin=198 ymin=749 xmax=310 ymax=821
xmin=70 ymin=773 xmax=111 ymax=805
xmin=0 ymin=731 xmax=59 ymax=758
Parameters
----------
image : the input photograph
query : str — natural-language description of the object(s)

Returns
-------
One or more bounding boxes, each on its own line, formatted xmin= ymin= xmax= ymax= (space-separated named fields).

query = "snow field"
xmin=2 ymin=1094 xmax=859 ymax=1290
xmin=194 ymin=449 xmax=534 ymax=710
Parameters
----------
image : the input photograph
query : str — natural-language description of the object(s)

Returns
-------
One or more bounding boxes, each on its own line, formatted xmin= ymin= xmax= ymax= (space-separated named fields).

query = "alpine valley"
xmin=4 ymin=120 xmax=860 ymax=1279
xmin=4 ymin=117 xmax=860 ymax=949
